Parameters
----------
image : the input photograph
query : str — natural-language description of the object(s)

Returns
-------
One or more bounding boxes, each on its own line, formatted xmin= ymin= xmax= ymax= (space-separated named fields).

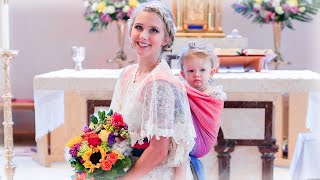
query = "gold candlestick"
xmin=1 ymin=49 xmax=18 ymax=180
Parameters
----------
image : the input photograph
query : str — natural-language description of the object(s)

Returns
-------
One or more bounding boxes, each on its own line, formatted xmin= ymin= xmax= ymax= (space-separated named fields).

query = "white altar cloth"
xmin=33 ymin=69 xmax=320 ymax=140
xmin=33 ymin=69 xmax=320 ymax=168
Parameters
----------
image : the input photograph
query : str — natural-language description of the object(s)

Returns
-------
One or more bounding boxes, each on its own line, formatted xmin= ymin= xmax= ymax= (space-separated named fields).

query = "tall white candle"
xmin=2 ymin=0 xmax=10 ymax=50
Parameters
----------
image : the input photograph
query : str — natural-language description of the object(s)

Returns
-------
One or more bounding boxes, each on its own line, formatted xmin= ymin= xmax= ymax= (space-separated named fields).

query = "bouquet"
xmin=83 ymin=0 xmax=146 ymax=31
xmin=232 ymin=0 xmax=320 ymax=29
xmin=66 ymin=109 xmax=132 ymax=180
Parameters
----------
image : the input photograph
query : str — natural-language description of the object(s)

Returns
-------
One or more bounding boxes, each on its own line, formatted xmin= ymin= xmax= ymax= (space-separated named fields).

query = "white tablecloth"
xmin=306 ymin=92 xmax=320 ymax=136
xmin=33 ymin=69 xmax=320 ymax=140
xmin=34 ymin=90 xmax=64 ymax=140
xmin=290 ymin=133 xmax=320 ymax=180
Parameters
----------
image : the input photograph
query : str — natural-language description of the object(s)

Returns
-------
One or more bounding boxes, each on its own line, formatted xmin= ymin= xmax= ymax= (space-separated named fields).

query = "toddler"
xmin=180 ymin=42 xmax=226 ymax=100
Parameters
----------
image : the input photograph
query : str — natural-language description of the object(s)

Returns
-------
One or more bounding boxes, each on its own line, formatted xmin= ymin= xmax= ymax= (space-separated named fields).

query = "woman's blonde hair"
xmin=179 ymin=42 xmax=218 ymax=70
xmin=127 ymin=1 xmax=176 ymax=52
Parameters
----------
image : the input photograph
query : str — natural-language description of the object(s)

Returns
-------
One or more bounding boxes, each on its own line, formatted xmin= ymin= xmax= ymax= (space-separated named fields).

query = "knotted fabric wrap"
xmin=186 ymin=85 xmax=224 ymax=158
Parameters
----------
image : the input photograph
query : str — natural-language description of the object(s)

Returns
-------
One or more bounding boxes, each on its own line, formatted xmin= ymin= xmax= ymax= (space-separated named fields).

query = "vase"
xmin=108 ymin=20 xmax=127 ymax=68
xmin=272 ymin=22 xmax=284 ymax=70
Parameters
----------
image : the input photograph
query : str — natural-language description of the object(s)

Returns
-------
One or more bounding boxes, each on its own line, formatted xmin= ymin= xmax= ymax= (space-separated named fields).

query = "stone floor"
xmin=0 ymin=146 xmax=292 ymax=180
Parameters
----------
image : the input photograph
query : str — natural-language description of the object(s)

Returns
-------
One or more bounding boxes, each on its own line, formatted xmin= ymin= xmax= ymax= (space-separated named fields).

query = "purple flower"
xmin=117 ymin=12 xmax=125 ymax=20
xmin=79 ymin=158 xmax=85 ymax=164
xmin=108 ymin=132 xmax=116 ymax=146
xmin=69 ymin=143 xmax=81 ymax=158
xmin=100 ymin=14 xmax=112 ymax=23
xmin=83 ymin=125 xmax=90 ymax=133
xmin=290 ymin=7 xmax=299 ymax=14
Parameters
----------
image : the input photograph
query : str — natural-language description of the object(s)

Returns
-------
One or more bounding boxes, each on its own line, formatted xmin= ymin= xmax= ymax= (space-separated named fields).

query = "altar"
xmin=32 ymin=69 xmax=320 ymax=178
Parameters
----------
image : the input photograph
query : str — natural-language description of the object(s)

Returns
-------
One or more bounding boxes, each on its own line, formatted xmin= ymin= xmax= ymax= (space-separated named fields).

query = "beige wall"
xmin=0 ymin=0 xmax=320 ymax=99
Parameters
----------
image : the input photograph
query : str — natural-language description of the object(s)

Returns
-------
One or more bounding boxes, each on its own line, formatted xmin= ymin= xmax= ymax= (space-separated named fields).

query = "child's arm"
xmin=174 ymin=159 xmax=189 ymax=180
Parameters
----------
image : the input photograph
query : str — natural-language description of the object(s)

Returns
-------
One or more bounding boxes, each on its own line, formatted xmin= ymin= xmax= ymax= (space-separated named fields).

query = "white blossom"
xmin=84 ymin=1 xmax=90 ymax=8
xmin=91 ymin=2 xmax=98 ymax=11
xmin=122 ymin=5 xmax=130 ymax=13
xmin=272 ymin=0 xmax=281 ymax=7
xmin=106 ymin=5 xmax=116 ymax=14
xmin=299 ymin=6 xmax=306 ymax=13
xmin=114 ymin=2 xmax=124 ymax=8
xmin=253 ymin=3 xmax=261 ymax=9
xmin=275 ymin=6 xmax=284 ymax=15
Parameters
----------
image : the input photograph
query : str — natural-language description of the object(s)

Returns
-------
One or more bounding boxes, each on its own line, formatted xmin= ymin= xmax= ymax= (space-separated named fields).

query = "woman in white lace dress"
xmin=109 ymin=1 xmax=196 ymax=180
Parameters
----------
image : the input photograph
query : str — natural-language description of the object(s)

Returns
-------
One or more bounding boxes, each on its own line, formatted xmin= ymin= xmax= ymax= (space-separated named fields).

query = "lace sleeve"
xmin=141 ymin=79 xmax=196 ymax=167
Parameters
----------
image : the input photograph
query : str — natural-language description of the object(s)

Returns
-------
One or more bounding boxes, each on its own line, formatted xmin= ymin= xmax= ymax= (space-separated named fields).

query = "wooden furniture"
xmin=216 ymin=101 xmax=278 ymax=180
xmin=0 ymin=99 xmax=34 ymax=110
xmin=0 ymin=99 xmax=35 ymax=143
xmin=87 ymin=100 xmax=111 ymax=123
xmin=218 ymin=55 xmax=265 ymax=72
xmin=32 ymin=69 xmax=320 ymax=167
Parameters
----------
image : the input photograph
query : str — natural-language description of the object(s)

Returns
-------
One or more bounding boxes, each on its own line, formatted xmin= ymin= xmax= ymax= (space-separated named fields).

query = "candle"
xmin=2 ymin=0 xmax=10 ymax=50
xmin=208 ymin=12 xmax=212 ymax=27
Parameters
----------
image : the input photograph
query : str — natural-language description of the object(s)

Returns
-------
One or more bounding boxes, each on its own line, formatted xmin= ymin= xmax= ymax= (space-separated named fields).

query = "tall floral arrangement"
xmin=232 ymin=0 xmax=320 ymax=29
xmin=83 ymin=0 xmax=146 ymax=31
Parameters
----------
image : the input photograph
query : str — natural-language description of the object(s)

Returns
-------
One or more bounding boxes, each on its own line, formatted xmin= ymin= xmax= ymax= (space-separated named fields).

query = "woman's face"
xmin=130 ymin=11 xmax=168 ymax=59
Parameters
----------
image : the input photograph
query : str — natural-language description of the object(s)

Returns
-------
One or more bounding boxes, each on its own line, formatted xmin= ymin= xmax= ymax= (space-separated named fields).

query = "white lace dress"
xmin=110 ymin=60 xmax=196 ymax=180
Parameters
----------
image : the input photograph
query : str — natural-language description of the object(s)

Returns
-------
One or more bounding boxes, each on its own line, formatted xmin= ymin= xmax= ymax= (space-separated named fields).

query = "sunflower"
xmin=82 ymin=146 xmax=107 ymax=173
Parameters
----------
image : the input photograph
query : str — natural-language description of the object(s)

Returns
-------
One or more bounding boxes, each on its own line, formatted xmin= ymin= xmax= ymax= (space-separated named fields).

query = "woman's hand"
xmin=120 ymin=136 xmax=170 ymax=179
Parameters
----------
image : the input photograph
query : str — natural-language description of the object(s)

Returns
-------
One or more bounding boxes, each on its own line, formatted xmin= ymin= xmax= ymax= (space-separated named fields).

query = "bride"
xmin=109 ymin=1 xmax=196 ymax=180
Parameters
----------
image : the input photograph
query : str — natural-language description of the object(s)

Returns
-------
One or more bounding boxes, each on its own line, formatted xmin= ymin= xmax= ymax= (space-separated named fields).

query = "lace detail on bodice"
xmin=109 ymin=60 xmax=196 ymax=170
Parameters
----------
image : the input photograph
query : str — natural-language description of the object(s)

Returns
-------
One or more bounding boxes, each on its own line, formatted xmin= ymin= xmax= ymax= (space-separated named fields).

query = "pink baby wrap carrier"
xmin=185 ymin=85 xmax=224 ymax=158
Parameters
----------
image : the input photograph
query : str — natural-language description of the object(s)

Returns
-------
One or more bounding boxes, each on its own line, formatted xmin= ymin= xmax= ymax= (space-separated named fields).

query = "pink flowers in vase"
xmin=83 ymin=0 xmax=147 ymax=31
xmin=232 ymin=0 xmax=320 ymax=29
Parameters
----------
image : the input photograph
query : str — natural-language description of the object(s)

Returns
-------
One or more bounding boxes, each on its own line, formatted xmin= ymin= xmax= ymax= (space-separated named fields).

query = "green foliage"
xmin=91 ymin=115 xmax=98 ymax=124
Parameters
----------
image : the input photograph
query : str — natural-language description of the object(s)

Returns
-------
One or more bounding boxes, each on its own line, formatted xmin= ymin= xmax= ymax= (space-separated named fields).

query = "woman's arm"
xmin=120 ymin=136 xmax=170 ymax=180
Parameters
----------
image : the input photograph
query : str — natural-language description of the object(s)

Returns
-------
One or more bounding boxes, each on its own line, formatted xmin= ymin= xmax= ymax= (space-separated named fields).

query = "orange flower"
xmin=106 ymin=152 xmax=118 ymax=164
xmin=100 ymin=160 xmax=113 ymax=171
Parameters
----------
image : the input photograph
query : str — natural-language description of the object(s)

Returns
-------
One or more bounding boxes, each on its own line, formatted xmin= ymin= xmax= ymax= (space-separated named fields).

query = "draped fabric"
xmin=109 ymin=60 xmax=196 ymax=179
xmin=186 ymin=85 xmax=224 ymax=158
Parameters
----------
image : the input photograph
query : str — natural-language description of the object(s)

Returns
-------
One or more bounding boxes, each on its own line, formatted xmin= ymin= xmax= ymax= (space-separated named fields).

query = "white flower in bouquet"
xmin=123 ymin=5 xmax=130 ymax=13
xmin=106 ymin=5 xmax=116 ymax=14
xmin=91 ymin=2 xmax=98 ymax=11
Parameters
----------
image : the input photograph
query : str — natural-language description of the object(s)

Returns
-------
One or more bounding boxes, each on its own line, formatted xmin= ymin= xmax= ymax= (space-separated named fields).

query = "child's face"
xmin=130 ymin=11 xmax=168 ymax=59
xmin=181 ymin=58 xmax=215 ymax=91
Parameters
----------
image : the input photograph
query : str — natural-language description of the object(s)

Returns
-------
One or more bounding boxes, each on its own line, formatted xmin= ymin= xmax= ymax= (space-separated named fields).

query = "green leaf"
xmin=74 ymin=161 xmax=85 ymax=171
xmin=98 ymin=111 xmax=106 ymax=123
xmin=91 ymin=115 xmax=98 ymax=124
xmin=107 ymin=109 xmax=113 ymax=116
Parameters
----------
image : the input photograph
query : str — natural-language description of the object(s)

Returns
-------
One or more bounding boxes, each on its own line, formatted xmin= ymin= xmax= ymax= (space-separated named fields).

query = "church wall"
xmin=0 ymin=0 xmax=319 ymax=140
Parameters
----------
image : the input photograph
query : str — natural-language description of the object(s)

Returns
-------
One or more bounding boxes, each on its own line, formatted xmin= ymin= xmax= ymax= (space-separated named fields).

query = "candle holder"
xmin=1 ymin=49 xmax=18 ymax=180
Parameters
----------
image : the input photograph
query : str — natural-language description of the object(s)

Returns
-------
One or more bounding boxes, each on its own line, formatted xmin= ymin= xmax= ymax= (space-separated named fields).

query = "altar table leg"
xmin=32 ymin=134 xmax=49 ymax=167
xmin=259 ymin=141 xmax=278 ymax=180
xmin=215 ymin=144 xmax=235 ymax=180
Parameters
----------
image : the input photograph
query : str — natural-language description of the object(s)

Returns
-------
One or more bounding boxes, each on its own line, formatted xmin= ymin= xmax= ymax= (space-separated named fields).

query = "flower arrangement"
xmin=232 ymin=0 xmax=320 ymax=29
xmin=83 ymin=0 xmax=146 ymax=31
xmin=66 ymin=109 xmax=132 ymax=180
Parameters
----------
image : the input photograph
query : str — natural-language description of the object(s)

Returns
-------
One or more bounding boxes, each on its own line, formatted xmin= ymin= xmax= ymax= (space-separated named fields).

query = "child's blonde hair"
xmin=179 ymin=42 xmax=218 ymax=70
xmin=127 ymin=1 xmax=176 ymax=52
